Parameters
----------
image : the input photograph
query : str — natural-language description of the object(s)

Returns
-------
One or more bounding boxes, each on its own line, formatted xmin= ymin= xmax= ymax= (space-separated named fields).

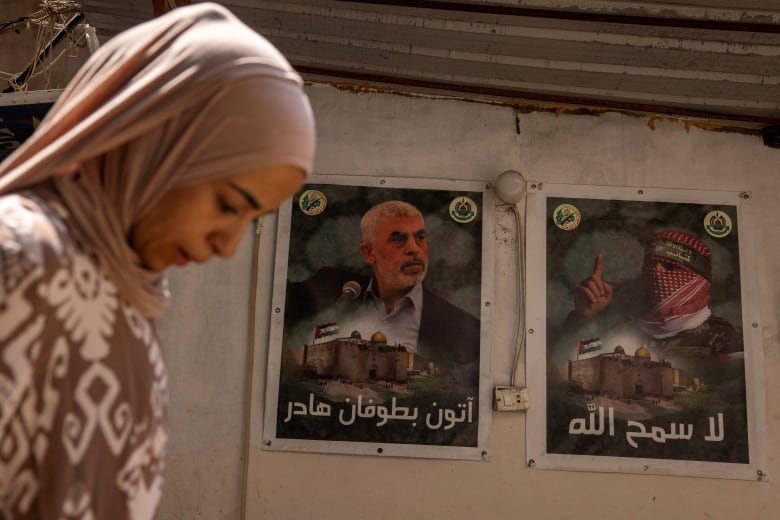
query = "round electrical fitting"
xmin=494 ymin=170 xmax=526 ymax=204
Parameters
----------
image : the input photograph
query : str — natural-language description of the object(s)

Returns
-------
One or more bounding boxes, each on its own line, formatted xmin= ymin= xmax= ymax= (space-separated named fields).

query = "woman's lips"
xmin=173 ymin=248 xmax=190 ymax=266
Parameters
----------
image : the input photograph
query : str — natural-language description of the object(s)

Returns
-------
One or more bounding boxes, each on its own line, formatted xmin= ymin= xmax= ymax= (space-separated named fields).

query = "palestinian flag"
xmin=577 ymin=338 xmax=603 ymax=355
xmin=314 ymin=322 xmax=339 ymax=339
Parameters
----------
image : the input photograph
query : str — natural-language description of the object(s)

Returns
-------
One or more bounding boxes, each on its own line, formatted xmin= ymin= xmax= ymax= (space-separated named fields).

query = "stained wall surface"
xmin=158 ymin=83 xmax=780 ymax=519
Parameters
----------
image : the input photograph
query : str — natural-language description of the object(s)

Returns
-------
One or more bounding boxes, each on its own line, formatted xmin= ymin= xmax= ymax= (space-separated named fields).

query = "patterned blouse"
xmin=0 ymin=191 xmax=168 ymax=519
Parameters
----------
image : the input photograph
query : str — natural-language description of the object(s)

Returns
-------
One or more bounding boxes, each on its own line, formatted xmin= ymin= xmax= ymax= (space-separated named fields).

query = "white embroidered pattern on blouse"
xmin=0 ymin=194 xmax=167 ymax=520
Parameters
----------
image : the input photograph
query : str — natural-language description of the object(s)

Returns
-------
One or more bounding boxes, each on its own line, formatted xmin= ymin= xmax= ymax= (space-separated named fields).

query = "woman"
xmin=0 ymin=3 xmax=314 ymax=518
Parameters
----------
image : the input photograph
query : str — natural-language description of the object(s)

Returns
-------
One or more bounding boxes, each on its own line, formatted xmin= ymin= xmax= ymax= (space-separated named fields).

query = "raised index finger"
xmin=592 ymin=253 xmax=604 ymax=279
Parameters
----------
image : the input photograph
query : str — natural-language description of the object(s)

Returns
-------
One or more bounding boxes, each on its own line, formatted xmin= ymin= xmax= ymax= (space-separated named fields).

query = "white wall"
xmin=159 ymin=83 xmax=780 ymax=519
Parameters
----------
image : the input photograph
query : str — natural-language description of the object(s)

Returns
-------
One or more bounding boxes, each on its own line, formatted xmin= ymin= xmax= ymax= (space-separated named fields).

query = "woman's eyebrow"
xmin=227 ymin=181 xmax=261 ymax=210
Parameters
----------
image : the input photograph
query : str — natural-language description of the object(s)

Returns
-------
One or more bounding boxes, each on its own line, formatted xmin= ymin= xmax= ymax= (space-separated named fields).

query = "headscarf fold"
xmin=0 ymin=2 xmax=316 ymax=317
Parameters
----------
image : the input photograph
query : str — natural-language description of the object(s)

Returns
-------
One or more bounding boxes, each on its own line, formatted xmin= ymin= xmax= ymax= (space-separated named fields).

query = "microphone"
xmin=333 ymin=281 xmax=361 ymax=318
xmin=341 ymin=280 xmax=361 ymax=301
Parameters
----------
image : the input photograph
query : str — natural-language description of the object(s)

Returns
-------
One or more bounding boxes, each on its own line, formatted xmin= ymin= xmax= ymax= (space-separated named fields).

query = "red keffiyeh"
xmin=642 ymin=230 xmax=712 ymax=322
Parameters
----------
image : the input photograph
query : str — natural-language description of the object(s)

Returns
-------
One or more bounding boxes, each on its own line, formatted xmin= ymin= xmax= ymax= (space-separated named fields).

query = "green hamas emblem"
xmin=553 ymin=203 xmax=581 ymax=231
xmin=298 ymin=189 xmax=327 ymax=216
xmin=449 ymin=196 xmax=478 ymax=223
xmin=703 ymin=210 xmax=732 ymax=238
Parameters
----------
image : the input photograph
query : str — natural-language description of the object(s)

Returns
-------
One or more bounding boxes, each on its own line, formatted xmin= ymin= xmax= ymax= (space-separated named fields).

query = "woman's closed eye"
xmin=217 ymin=196 xmax=239 ymax=215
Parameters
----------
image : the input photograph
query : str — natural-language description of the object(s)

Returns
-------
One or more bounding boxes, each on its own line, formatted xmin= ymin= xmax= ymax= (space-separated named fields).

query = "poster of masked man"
xmin=525 ymin=182 xmax=766 ymax=479
xmin=260 ymin=175 xmax=493 ymax=460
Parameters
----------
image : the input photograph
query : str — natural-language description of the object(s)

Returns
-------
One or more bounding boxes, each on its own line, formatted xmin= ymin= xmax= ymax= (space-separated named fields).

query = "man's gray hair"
xmin=360 ymin=200 xmax=423 ymax=245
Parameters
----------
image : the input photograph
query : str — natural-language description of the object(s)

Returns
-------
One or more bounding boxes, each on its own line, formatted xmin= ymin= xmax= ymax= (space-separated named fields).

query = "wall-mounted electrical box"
xmin=494 ymin=386 xmax=529 ymax=412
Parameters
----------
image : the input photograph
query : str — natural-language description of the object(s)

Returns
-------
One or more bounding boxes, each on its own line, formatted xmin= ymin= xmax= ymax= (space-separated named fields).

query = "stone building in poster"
xmin=297 ymin=331 xmax=428 ymax=383
xmin=564 ymin=345 xmax=697 ymax=399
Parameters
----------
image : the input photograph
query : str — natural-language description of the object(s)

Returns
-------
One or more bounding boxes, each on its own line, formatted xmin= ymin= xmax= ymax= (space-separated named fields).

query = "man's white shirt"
xmin=338 ymin=279 xmax=423 ymax=352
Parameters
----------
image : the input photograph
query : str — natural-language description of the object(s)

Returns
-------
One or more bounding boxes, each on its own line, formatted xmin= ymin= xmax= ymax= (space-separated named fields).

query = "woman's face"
xmin=130 ymin=164 xmax=304 ymax=272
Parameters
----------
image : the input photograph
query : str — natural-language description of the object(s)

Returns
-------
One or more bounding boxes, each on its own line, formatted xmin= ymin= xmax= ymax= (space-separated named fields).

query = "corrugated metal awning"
xmin=81 ymin=0 xmax=780 ymax=125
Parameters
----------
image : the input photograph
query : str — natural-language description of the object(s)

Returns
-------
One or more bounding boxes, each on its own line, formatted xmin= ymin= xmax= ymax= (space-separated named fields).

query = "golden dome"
xmin=370 ymin=331 xmax=387 ymax=344
xmin=634 ymin=345 xmax=651 ymax=359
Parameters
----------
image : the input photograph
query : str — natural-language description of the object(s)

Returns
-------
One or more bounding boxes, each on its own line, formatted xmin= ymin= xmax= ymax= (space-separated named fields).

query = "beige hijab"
xmin=0 ymin=3 xmax=316 ymax=317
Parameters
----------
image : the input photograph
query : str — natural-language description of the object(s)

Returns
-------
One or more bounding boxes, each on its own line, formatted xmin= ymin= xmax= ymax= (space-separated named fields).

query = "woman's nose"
xmin=211 ymin=223 xmax=246 ymax=259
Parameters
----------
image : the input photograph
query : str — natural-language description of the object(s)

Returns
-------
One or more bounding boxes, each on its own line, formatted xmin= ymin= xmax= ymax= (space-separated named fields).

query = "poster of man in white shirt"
xmin=262 ymin=177 xmax=493 ymax=459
